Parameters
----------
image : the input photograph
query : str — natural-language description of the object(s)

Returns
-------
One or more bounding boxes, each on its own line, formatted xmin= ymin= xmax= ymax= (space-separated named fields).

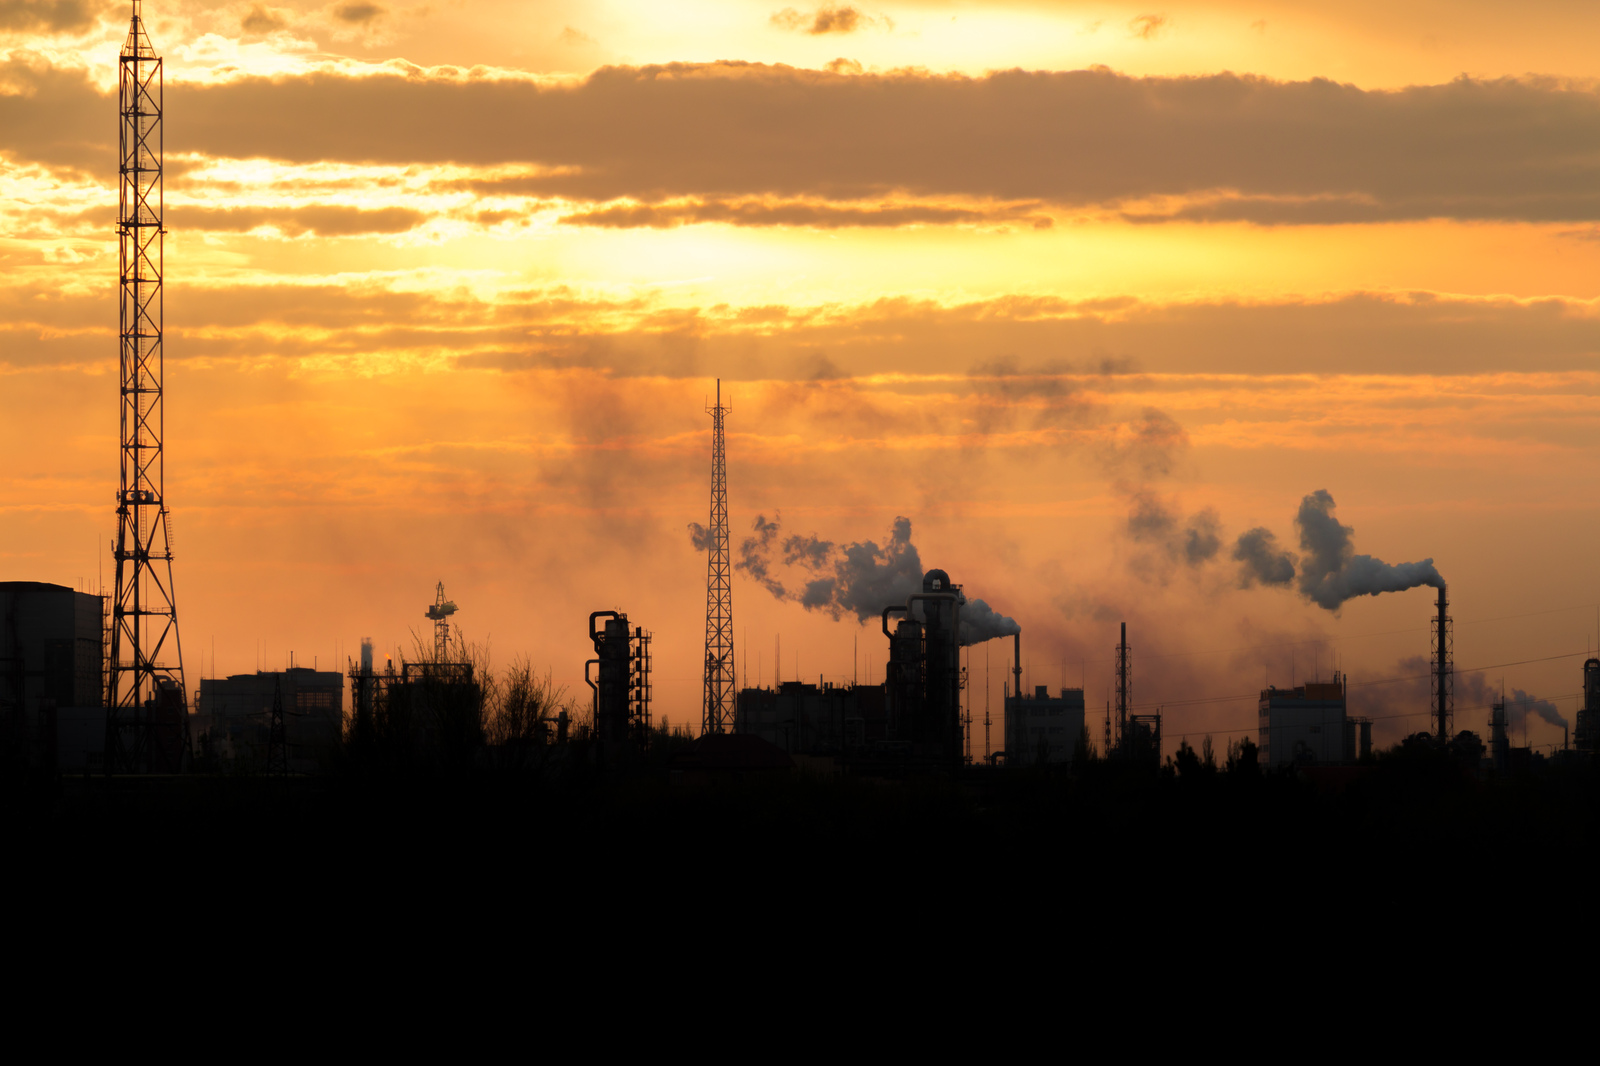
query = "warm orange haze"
xmin=6 ymin=0 xmax=1600 ymax=756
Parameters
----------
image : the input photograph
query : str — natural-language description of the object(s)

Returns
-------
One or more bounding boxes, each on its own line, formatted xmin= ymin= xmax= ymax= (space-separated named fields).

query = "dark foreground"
xmin=11 ymin=747 xmax=1598 ymax=906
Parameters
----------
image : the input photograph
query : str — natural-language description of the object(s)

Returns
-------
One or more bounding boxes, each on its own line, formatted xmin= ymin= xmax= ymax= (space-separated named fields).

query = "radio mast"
xmin=701 ymin=380 xmax=736 ymax=734
xmin=107 ymin=2 xmax=187 ymax=772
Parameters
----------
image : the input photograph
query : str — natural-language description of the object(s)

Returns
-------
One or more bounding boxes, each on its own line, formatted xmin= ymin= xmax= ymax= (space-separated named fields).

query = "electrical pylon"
xmin=701 ymin=380 xmax=736 ymax=734
xmin=107 ymin=1 xmax=187 ymax=773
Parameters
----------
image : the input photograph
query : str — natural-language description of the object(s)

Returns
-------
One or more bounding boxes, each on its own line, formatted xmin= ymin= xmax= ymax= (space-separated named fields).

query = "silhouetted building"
xmin=1259 ymin=674 xmax=1348 ymax=768
xmin=0 ymin=581 xmax=105 ymax=772
xmin=1575 ymin=658 xmax=1600 ymax=755
xmin=737 ymin=681 xmax=884 ymax=754
xmin=195 ymin=667 xmax=343 ymax=771
xmin=1006 ymin=685 xmax=1086 ymax=765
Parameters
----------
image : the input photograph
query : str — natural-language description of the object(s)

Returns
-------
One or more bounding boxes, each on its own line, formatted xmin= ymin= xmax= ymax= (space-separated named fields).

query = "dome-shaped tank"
xmin=922 ymin=569 xmax=952 ymax=593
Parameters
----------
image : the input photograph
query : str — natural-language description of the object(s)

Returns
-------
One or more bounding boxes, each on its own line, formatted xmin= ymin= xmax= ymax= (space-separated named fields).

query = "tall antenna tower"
xmin=1432 ymin=585 xmax=1453 ymax=740
xmin=701 ymin=380 xmax=735 ymax=734
xmin=107 ymin=2 xmax=186 ymax=773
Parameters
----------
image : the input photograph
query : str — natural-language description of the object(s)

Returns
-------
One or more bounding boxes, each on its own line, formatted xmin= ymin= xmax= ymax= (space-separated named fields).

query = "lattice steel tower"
xmin=701 ymin=380 xmax=736 ymax=734
xmin=1432 ymin=585 xmax=1453 ymax=740
xmin=107 ymin=2 xmax=187 ymax=772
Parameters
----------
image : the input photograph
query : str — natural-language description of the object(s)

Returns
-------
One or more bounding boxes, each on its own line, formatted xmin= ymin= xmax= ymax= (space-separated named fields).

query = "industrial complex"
xmin=3 ymin=7 xmax=1598 ymax=791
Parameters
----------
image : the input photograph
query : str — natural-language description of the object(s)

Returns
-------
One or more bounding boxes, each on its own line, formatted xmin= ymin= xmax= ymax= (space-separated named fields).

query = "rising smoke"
xmin=1224 ymin=490 xmax=1442 ymax=609
xmin=732 ymin=514 xmax=1020 ymax=645
xmin=1127 ymin=493 xmax=1221 ymax=567
xmin=1294 ymin=490 xmax=1443 ymax=610
xmin=1508 ymin=688 xmax=1569 ymax=731
xmin=1232 ymin=527 xmax=1296 ymax=587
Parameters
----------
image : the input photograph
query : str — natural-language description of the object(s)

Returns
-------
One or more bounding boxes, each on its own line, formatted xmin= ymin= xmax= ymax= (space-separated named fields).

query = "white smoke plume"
xmin=1294 ymin=490 xmax=1443 ymax=610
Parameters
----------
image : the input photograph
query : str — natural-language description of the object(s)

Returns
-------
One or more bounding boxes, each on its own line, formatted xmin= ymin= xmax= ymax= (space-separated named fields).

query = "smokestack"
xmin=1012 ymin=631 xmax=1022 ymax=700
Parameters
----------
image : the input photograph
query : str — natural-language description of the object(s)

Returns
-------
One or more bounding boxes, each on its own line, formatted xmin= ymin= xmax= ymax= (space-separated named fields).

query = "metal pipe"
xmin=1012 ymin=631 xmax=1022 ymax=698
xmin=584 ymin=658 xmax=599 ymax=719
xmin=590 ymin=610 xmax=618 ymax=644
xmin=882 ymin=605 xmax=907 ymax=638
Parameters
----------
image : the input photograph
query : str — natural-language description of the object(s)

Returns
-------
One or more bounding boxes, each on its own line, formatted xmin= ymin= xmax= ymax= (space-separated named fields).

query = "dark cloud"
xmin=1294 ymin=490 xmax=1444 ymax=610
xmin=16 ymin=57 xmax=1600 ymax=223
xmin=771 ymin=6 xmax=883 ymax=35
xmin=558 ymin=197 xmax=1052 ymax=229
xmin=333 ymin=2 xmax=384 ymax=24
xmin=136 ymin=63 xmax=1600 ymax=223
xmin=687 ymin=521 xmax=713 ymax=552
xmin=242 ymin=5 xmax=288 ymax=34
xmin=0 ymin=0 xmax=101 ymax=32
xmin=169 ymin=204 xmax=426 ymax=236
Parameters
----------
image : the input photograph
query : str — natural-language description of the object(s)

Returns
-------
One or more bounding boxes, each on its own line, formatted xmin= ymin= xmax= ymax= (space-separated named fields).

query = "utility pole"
xmin=701 ymin=380 xmax=736 ymax=734
xmin=108 ymin=2 xmax=186 ymax=774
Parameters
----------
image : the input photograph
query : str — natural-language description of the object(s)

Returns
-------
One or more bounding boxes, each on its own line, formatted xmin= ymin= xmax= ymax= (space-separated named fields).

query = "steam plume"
xmin=960 ymin=598 xmax=1021 ymax=645
xmin=737 ymin=513 xmax=1019 ymax=644
xmin=1294 ymin=490 xmax=1442 ymax=610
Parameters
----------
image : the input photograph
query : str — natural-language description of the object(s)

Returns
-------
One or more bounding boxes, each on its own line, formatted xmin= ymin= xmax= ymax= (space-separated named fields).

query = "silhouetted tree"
xmin=1226 ymin=736 xmax=1259 ymax=776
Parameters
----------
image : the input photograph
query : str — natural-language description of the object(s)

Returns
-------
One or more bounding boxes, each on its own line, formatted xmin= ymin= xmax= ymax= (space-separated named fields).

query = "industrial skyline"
xmin=5 ymin=3 xmax=1600 ymax=758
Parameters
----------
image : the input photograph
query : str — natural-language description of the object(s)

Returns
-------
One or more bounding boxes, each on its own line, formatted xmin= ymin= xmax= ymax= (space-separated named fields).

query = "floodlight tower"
xmin=107 ymin=1 xmax=187 ymax=773
xmin=425 ymin=581 xmax=458 ymax=661
xmin=701 ymin=380 xmax=736 ymax=734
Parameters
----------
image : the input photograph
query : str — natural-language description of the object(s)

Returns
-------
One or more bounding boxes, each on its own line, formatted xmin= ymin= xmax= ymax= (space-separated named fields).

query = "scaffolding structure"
xmin=107 ymin=2 xmax=187 ymax=773
xmin=701 ymin=380 xmax=736 ymax=734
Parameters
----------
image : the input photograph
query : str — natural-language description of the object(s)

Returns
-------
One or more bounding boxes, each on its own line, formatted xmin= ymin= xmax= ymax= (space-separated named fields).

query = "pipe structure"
xmin=590 ymin=610 xmax=619 ymax=642
xmin=1012 ymin=632 xmax=1022 ymax=699
xmin=882 ymin=604 xmax=907 ymax=638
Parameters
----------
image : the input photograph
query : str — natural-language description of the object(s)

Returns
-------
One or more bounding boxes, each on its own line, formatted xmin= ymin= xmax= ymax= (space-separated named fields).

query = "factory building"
xmin=1006 ymin=685 xmax=1087 ymax=765
xmin=737 ymin=681 xmax=886 ymax=755
xmin=1 ymin=581 xmax=105 ymax=772
xmin=194 ymin=667 xmax=343 ymax=771
xmin=1575 ymin=658 xmax=1600 ymax=756
xmin=1259 ymin=674 xmax=1353 ymax=768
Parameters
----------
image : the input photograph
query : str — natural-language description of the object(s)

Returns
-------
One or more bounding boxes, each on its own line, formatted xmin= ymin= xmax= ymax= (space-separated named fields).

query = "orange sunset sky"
xmin=5 ymin=0 xmax=1600 ymax=752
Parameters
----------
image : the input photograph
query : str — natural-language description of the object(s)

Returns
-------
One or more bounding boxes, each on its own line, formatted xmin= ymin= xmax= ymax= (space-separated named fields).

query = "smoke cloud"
xmin=687 ymin=521 xmax=714 ymax=552
xmin=734 ymin=514 xmax=787 ymax=597
xmin=1508 ymin=688 xmax=1569 ymax=731
xmin=1127 ymin=494 xmax=1221 ymax=567
xmin=1295 ymin=490 xmax=1444 ymax=609
xmin=1233 ymin=527 xmax=1297 ymax=587
xmin=737 ymin=514 xmax=1019 ymax=645
xmin=960 ymin=598 xmax=1021 ymax=646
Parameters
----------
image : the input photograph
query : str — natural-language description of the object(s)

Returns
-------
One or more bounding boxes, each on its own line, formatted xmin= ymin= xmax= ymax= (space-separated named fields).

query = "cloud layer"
xmin=14 ymin=57 xmax=1600 ymax=222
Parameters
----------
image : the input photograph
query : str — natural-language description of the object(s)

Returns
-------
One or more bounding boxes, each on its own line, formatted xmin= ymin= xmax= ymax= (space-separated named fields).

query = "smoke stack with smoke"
xmin=1508 ymin=688 xmax=1569 ymax=731
xmin=959 ymin=597 xmax=1021 ymax=646
xmin=1294 ymin=490 xmax=1443 ymax=610
xmin=733 ymin=513 xmax=1020 ymax=645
